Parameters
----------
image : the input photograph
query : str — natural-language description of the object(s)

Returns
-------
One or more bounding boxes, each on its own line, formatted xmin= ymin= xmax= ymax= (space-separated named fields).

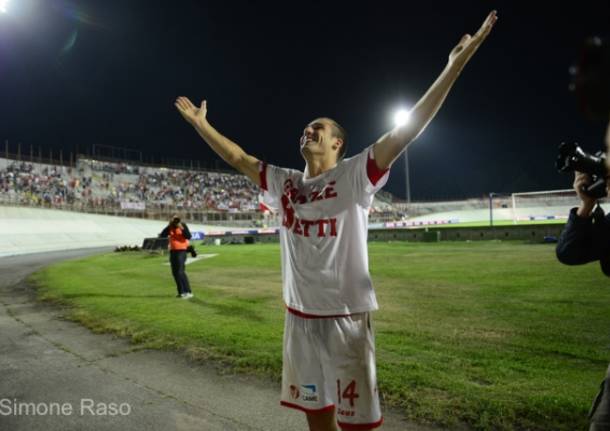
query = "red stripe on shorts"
xmin=286 ymin=306 xmax=352 ymax=319
xmin=337 ymin=417 xmax=384 ymax=430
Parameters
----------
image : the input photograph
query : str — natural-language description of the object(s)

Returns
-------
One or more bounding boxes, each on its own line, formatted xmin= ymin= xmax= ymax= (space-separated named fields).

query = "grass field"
xmin=30 ymin=241 xmax=610 ymax=430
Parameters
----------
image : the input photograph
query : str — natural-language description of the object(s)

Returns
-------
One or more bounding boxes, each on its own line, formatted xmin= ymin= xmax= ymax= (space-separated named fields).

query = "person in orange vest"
xmin=159 ymin=215 xmax=193 ymax=298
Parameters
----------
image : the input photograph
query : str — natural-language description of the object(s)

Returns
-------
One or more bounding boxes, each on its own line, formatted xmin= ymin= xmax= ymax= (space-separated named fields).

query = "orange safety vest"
xmin=169 ymin=226 xmax=189 ymax=251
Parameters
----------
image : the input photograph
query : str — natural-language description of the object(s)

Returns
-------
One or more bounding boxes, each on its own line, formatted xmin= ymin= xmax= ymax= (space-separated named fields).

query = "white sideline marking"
xmin=163 ymin=254 xmax=218 ymax=266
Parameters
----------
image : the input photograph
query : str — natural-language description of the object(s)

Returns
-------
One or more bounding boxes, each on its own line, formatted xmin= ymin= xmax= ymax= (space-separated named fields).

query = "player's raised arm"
xmin=372 ymin=10 xmax=498 ymax=170
xmin=175 ymin=97 xmax=261 ymax=186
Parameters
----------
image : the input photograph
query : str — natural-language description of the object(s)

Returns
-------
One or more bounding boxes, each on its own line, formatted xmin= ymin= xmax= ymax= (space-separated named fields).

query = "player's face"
xmin=299 ymin=118 xmax=339 ymax=159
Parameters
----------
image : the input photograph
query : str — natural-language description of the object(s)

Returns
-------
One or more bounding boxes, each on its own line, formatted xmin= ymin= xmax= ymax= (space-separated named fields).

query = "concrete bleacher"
xmin=0 ymin=205 xmax=230 ymax=257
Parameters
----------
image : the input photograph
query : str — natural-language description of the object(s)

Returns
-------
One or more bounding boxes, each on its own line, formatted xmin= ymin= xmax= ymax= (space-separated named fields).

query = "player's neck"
xmin=305 ymin=155 xmax=337 ymax=179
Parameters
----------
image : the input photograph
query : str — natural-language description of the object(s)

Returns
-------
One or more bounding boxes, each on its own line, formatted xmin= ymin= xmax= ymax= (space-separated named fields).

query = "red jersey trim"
xmin=280 ymin=401 xmax=335 ymax=414
xmin=286 ymin=306 xmax=352 ymax=319
xmin=259 ymin=161 xmax=268 ymax=191
xmin=337 ymin=417 xmax=384 ymax=430
xmin=366 ymin=152 xmax=389 ymax=186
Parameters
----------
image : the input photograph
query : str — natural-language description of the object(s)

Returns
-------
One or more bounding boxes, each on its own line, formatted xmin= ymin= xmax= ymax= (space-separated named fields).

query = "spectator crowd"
xmin=0 ymin=158 xmax=260 ymax=212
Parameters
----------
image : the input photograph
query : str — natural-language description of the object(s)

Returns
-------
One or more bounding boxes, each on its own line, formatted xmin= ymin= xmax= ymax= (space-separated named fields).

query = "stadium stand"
xmin=4 ymin=153 xmax=597 ymax=228
xmin=0 ymin=156 xmax=400 ymax=226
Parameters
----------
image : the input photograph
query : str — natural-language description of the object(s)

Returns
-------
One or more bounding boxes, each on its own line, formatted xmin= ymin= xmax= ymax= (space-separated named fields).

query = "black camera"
xmin=186 ymin=245 xmax=197 ymax=258
xmin=556 ymin=142 xmax=608 ymax=198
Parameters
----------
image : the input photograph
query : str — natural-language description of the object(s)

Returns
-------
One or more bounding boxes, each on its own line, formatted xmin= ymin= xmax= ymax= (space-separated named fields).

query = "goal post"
xmin=510 ymin=189 xmax=588 ymax=224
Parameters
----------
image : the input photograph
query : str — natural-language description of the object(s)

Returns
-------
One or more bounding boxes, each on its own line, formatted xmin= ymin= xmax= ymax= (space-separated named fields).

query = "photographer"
xmin=556 ymin=35 xmax=610 ymax=430
xmin=159 ymin=215 xmax=194 ymax=299
xmin=556 ymin=136 xmax=610 ymax=272
xmin=556 ymin=121 xmax=610 ymax=430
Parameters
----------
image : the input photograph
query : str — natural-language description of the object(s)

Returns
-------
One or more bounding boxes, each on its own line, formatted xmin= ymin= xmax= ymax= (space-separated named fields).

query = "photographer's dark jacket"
xmin=556 ymin=206 xmax=610 ymax=276
xmin=159 ymin=223 xmax=192 ymax=251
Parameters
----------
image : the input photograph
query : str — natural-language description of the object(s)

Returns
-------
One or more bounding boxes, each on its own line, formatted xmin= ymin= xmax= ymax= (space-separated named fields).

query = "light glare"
xmin=393 ymin=109 xmax=411 ymax=128
xmin=0 ymin=0 xmax=8 ymax=14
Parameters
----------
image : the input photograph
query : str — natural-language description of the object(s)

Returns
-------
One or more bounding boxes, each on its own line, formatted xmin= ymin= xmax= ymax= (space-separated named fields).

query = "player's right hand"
xmin=175 ymin=97 xmax=207 ymax=126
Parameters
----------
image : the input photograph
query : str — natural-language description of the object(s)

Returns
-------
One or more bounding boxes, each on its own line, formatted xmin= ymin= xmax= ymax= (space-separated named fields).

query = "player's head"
xmin=300 ymin=117 xmax=348 ymax=163
xmin=170 ymin=215 xmax=181 ymax=226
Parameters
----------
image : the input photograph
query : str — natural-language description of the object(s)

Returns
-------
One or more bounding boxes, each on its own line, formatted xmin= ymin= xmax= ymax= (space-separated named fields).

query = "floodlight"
xmin=393 ymin=109 xmax=411 ymax=128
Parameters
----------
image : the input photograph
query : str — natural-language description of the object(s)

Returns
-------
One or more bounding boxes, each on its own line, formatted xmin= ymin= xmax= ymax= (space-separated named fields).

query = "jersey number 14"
xmin=337 ymin=379 xmax=360 ymax=407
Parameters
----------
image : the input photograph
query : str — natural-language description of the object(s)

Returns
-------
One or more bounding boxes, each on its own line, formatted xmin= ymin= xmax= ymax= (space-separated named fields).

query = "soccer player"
xmin=175 ymin=10 xmax=497 ymax=430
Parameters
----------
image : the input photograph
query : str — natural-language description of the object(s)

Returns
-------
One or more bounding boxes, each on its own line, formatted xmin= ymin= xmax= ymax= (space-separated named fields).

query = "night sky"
xmin=1 ymin=1 xmax=609 ymax=200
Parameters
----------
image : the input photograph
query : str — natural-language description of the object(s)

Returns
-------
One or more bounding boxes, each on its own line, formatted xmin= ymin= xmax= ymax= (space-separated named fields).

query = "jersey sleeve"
xmin=258 ymin=161 xmax=295 ymax=210
xmin=346 ymin=145 xmax=390 ymax=207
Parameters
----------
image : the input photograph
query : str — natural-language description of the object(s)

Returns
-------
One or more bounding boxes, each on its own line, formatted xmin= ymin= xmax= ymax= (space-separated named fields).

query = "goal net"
xmin=510 ymin=189 xmax=608 ymax=224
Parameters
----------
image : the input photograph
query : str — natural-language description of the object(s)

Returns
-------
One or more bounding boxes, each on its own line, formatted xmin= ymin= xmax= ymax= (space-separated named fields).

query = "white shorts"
xmin=280 ymin=310 xmax=383 ymax=429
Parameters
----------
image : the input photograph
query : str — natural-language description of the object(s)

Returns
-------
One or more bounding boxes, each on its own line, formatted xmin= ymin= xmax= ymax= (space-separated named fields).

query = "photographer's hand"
xmin=574 ymin=171 xmax=596 ymax=217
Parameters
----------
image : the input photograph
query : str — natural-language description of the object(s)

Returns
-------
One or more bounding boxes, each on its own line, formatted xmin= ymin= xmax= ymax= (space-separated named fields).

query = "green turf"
xmin=29 ymin=242 xmax=610 ymax=430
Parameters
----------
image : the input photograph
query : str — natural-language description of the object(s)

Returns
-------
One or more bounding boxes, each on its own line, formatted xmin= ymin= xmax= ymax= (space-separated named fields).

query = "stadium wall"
xmin=200 ymin=223 xmax=566 ymax=245
xmin=367 ymin=224 xmax=564 ymax=242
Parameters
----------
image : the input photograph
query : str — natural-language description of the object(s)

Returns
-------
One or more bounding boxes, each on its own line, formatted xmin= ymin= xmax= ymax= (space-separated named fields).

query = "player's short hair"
xmin=327 ymin=119 xmax=348 ymax=161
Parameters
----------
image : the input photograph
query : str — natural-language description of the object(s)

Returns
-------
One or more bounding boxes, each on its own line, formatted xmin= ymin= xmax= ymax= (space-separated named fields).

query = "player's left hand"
xmin=448 ymin=10 xmax=497 ymax=69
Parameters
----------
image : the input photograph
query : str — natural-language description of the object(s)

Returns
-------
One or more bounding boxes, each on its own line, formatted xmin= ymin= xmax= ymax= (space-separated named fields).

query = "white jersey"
xmin=260 ymin=146 xmax=390 ymax=316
